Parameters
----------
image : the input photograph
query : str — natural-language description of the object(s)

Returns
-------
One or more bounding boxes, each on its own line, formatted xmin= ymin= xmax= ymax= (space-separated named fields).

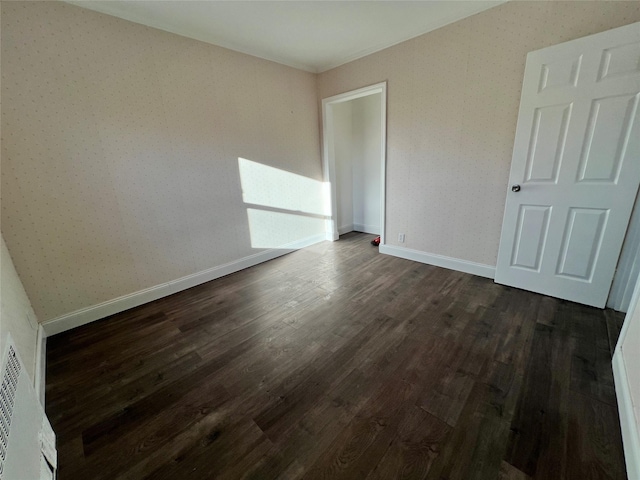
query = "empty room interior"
xmin=2 ymin=1 xmax=640 ymax=478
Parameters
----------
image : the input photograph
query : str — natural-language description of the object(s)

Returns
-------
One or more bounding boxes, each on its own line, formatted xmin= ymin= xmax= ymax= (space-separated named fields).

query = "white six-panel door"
xmin=495 ymin=22 xmax=640 ymax=308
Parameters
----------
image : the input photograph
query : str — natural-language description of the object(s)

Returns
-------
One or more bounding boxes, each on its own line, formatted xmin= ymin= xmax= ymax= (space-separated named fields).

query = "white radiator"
xmin=0 ymin=335 xmax=56 ymax=480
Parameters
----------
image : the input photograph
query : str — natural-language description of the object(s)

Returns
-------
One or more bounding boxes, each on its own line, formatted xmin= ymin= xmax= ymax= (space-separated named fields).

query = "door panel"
xmin=539 ymin=55 xmax=582 ymax=92
xmin=525 ymin=104 xmax=571 ymax=183
xmin=495 ymin=22 xmax=640 ymax=308
xmin=598 ymin=41 xmax=640 ymax=80
xmin=556 ymin=208 xmax=608 ymax=280
xmin=511 ymin=205 xmax=551 ymax=271
xmin=577 ymin=94 xmax=638 ymax=183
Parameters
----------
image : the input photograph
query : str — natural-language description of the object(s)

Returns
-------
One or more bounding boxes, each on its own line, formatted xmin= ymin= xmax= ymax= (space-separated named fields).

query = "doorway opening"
xmin=322 ymin=82 xmax=387 ymax=244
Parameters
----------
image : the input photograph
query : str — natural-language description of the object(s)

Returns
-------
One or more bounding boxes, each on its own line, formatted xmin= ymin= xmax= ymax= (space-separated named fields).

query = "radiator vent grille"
xmin=0 ymin=345 xmax=21 ymax=475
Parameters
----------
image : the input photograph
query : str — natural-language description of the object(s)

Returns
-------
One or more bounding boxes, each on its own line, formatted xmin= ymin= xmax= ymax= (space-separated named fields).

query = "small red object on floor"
xmin=371 ymin=236 xmax=380 ymax=246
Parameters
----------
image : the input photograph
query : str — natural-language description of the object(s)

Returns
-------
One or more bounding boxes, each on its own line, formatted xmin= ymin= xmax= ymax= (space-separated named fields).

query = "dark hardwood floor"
xmin=45 ymin=233 xmax=628 ymax=479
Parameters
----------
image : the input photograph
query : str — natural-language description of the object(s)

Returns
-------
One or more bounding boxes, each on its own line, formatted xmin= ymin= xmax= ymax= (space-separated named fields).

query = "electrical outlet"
xmin=398 ymin=233 xmax=405 ymax=243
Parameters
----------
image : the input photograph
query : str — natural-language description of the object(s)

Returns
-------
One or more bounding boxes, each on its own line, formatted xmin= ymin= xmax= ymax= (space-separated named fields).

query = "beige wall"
xmin=3 ymin=1 xmax=640 ymax=324
xmin=318 ymin=1 xmax=640 ymax=266
xmin=1 ymin=2 xmax=322 ymax=322
xmin=1 ymin=236 xmax=39 ymax=381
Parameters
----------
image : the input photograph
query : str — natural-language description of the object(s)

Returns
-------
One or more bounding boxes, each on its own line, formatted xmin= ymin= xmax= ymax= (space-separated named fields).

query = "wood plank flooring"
xmin=45 ymin=233 xmax=628 ymax=479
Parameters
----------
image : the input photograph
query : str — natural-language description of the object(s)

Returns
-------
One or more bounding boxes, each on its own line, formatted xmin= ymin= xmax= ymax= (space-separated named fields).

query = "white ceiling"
xmin=65 ymin=1 xmax=504 ymax=73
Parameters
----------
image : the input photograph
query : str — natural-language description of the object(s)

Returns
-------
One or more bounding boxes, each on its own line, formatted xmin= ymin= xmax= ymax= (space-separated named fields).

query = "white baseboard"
xmin=379 ymin=244 xmax=496 ymax=279
xmin=613 ymin=349 xmax=640 ymax=480
xmin=35 ymin=325 xmax=46 ymax=407
xmin=353 ymin=223 xmax=379 ymax=235
xmin=42 ymin=234 xmax=325 ymax=337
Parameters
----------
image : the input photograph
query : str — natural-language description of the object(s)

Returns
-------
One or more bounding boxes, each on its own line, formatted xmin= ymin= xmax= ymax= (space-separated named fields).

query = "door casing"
xmin=321 ymin=82 xmax=387 ymax=243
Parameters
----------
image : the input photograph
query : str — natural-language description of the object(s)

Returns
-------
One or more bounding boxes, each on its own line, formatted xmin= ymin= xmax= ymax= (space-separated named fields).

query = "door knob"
xmin=512 ymin=185 xmax=521 ymax=192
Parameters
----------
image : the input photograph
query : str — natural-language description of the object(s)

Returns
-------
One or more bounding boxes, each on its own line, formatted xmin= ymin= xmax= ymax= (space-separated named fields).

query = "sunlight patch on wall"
xmin=246 ymin=209 xmax=325 ymax=249
xmin=238 ymin=157 xmax=329 ymax=216
xmin=238 ymin=158 xmax=330 ymax=249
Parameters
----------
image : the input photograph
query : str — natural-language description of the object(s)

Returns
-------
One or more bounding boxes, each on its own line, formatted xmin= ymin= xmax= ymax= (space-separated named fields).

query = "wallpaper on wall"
xmin=318 ymin=0 xmax=640 ymax=267
xmin=2 ymin=1 xmax=640 ymax=323
xmin=1 ymin=1 xmax=322 ymax=322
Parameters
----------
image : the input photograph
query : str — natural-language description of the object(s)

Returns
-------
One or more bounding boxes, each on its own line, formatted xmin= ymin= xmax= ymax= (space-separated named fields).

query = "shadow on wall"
xmin=237 ymin=157 xmax=330 ymax=249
